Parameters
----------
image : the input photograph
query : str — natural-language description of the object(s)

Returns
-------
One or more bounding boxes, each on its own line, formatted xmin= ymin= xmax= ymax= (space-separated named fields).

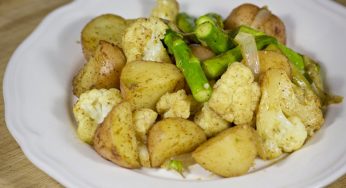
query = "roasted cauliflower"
xmin=73 ymin=88 xmax=122 ymax=144
xmin=156 ymin=89 xmax=191 ymax=119
xmin=256 ymin=69 xmax=324 ymax=159
xmin=133 ymin=108 xmax=158 ymax=143
xmin=122 ymin=17 xmax=171 ymax=63
xmin=194 ymin=103 xmax=229 ymax=137
xmin=208 ymin=62 xmax=261 ymax=125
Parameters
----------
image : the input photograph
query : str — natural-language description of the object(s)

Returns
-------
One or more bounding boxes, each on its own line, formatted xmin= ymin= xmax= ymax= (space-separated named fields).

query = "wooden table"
xmin=0 ymin=0 xmax=345 ymax=187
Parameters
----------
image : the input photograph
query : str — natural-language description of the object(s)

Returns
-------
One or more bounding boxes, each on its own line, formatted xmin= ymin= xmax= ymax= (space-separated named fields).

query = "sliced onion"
xmin=251 ymin=7 xmax=272 ymax=29
xmin=235 ymin=32 xmax=260 ymax=78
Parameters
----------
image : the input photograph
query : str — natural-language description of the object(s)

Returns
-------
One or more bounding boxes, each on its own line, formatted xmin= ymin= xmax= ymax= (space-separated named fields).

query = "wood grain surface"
xmin=0 ymin=0 xmax=345 ymax=187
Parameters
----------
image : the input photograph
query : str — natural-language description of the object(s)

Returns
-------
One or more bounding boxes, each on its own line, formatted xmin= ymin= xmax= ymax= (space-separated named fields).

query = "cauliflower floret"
xmin=156 ymin=89 xmax=191 ymax=119
xmin=73 ymin=88 xmax=122 ymax=144
xmin=133 ymin=108 xmax=158 ymax=143
xmin=208 ymin=62 xmax=261 ymax=125
xmin=256 ymin=69 xmax=324 ymax=159
xmin=194 ymin=103 xmax=229 ymax=137
xmin=151 ymin=0 xmax=179 ymax=22
xmin=122 ymin=17 xmax=171 ymax=63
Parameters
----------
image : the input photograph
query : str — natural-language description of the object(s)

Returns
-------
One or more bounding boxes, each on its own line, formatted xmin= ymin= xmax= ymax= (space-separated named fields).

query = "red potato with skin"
xmin=224 ymin=3 xmax=286 ymax=44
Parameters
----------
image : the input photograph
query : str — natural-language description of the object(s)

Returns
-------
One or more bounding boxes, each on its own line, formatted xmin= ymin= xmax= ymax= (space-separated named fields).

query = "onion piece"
xmin=235 ymin=32 xmax=260 ymax=78
xmin=251 ymin=7 xmax=272 ymax=29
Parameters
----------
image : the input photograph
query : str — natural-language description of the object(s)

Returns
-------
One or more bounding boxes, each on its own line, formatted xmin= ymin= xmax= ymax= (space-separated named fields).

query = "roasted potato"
xmin=151 ymin=0 xmax=179 ymax=22
xmin=120 ymin=61 xmax=185 ymax=110
xmin=81 ymin=14 xmax=128 ymax=60
xmin=148 ymin=118 xmax=206 ymax=167
xmin=93 ymin=102 xmax=140 ymax=168
xmin=73 ymin=40 xmax=126 ymax=97
xmin=192 ymin=125 xmax=257 ymax=177
xmin=257 ymin=50 xmax=291 ymax=80
xmin=224 ymin=3 xmax=259 ymax=30
xmin=190 ymin=44 xmax=215 ymax=61
xmin=224 ymin=3 xmax=286 ymax=44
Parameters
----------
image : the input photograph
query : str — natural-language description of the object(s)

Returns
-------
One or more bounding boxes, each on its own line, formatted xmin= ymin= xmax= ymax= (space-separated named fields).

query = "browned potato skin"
xmin=73 ymin=41 xmax=126 ymax=97
xmin=192 ymin=125 xmax=257 ymax=177
xmin=93 ymin=102 xmax=141 ymax=169
xmin=190 ymin=44 xmax=215 ymax=61
xmin=81 ymin=14 xmax=128 ymax=60
xmin=224 ymin=3 xmax=259 ymax=30
xmin=120 ymin=61 xmax=185 ymax=110
xmin=148 ymin=118 xmax=207 ymax=167
xmin=224 ymin=3 xmax=286 ymax=44
xmin=258 ymin=14 xmax=286 ymax=44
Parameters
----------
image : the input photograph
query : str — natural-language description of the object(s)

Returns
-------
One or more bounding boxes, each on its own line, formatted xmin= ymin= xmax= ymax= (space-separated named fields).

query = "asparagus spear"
xmin=202 ymin=46 xmax=242 ymax=79
xmin=277 ymin=43 xmax=305 ymax=72
xmin=232 ymin=26 xmax=305 ymax=72
xmin=229 ymin=25 xmax=265 ymax=38
xmin=303 ymin=56 xmax=343 ymax=105
xmin=176 ymin=13 xmax=196 ymax=33
xmin=194 ymin=13 xmax=234 ymax=54
xmin=195 ymin=22 xmax=232 ymax=54
xmin=202 ymin=35 xmax=277 ymax=79
xmin=195 ymin=13 xmax=224 ymax=28
xmin=164 ymin=30 xmax=212 ymax=102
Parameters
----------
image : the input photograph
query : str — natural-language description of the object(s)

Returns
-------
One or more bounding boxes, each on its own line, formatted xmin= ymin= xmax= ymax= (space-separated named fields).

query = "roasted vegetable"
xmin=208 ymin=63 xmax=260 ymax=125
xmin=195 ymin=13 xmax=232 ymax=54
xmin=73 ymin=41 xmax=126 ymax=97
xmin=194 ymin=103 xmax=229 ymax=137
xmin=133 ymin=108 xmax=158 ymax=143
xmin=224 ymin=3 xmax=286 ymax=44
xmin=190 ymin=44 xmax=215 ymax=61
xmin=122 ymin=17 xmax=171 ymax=63
xmin=120 ymin=60 xmax=185 ymax=110
xmin=202 ymin=34 xmax=277 ymax=79
xmin=176 ymin=12 xmax=196 ymax=33
xmin=148 ymin=118 xmax=206 ymax=167
xmin=258 ymin=50 xmax=292 ymax=81
xmin=73 ymin=88 xmax=122 ymax=144
xmin=93 ymin=101 xmax=140 ymax=168
xmin=257 ymin=69 xmax=324 ymax=159
xmin=151 ymin=0 xmax=179 ymax=22
xmin=156 ymin=89 xmax=191 ymax=119
xmin=164 ymin=30 xmax=212 ymax=102
xmin=303 ymin=56 xmax=343 ymax=106
xmin=193 ymin=125 xmax=257 ymax=177
xmin=195 ymin=13 xmax=224 ymax=28
xmin=81 ymin=14 xmax=128 ymax=60
xmin=235 ymin=32 xmax=261 ymax=77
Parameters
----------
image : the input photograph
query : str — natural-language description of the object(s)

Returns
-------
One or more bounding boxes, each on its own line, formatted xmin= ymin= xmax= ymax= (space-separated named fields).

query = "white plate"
xmin=4 ymin=0 xmax=346 ymax=187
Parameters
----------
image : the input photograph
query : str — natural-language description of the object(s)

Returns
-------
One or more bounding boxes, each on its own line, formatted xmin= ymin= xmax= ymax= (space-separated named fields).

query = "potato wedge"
xmin=120 ymin=61 xmax=185 ymax=110
xmin=148 ymin=118 xmax=206 ymax=167
xmin=192 ymin=125 xmax=257 ymax=177
xmin=257 ymin=50 xmax=291 ymax=81
xmin=93 ymin=101 xmax=140 ymax=168
xmin=81 ymin=14 xmax=128 ymax=60
xmin=73 ymin=40 xmax=126 ymax=97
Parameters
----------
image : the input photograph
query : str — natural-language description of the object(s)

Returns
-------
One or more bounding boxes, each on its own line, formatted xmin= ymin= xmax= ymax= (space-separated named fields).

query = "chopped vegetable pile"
xmin=72 ymin=0 xmax=343 ymax=178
